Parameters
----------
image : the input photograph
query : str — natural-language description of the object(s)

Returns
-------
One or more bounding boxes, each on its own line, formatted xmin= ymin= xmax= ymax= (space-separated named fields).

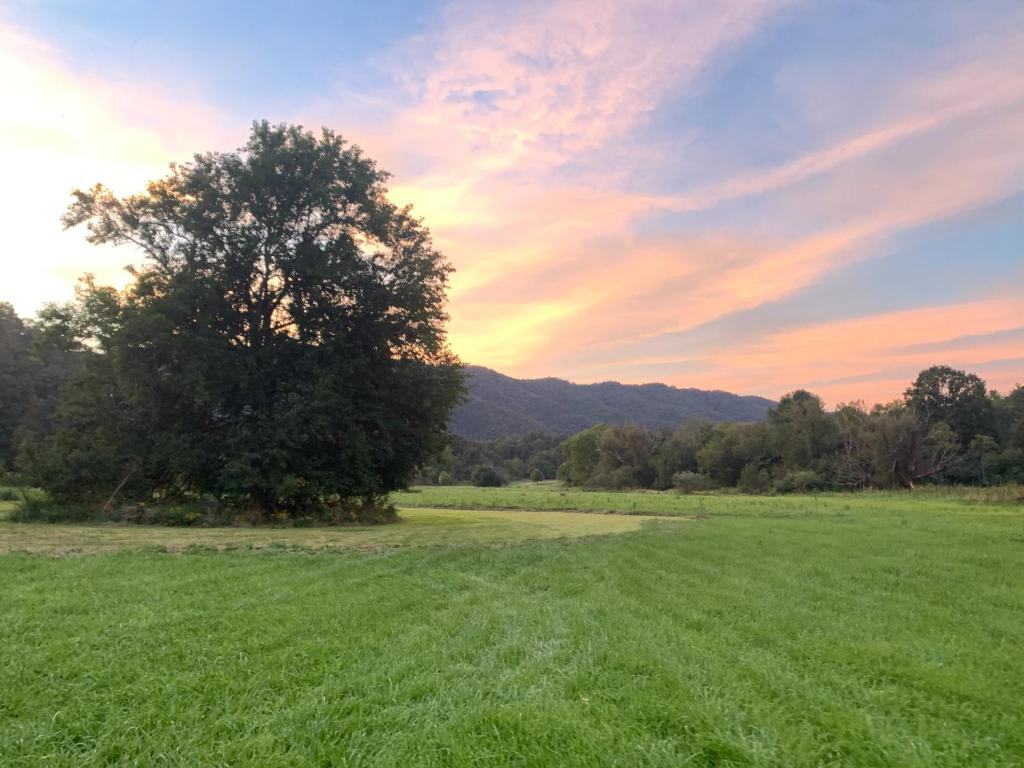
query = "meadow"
xmin=2 ymin=487 xmax=1023 ymax=766
xmin=393 ymin=481 xmax=1024 ymax=516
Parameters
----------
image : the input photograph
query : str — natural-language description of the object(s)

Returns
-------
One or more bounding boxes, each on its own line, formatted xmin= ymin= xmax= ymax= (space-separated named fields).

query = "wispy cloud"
xmin=3 ymin=1 xmax=1023 ymax=404
xmin=373 ymin=6 xmax=1024 ymax=399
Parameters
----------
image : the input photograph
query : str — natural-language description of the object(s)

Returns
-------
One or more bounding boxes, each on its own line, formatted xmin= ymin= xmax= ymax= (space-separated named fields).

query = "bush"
xmin=472 ymin=466 xmax=507 ymax=487
xmin=529 ymin=468 xmax=544 ymax=482
xmin=9 ymin=495 xmax=397 ymax=526
xmin=0 ymin=487 xmax=19 ymax=501
xmin=437 ymin=470 xmax=453 ymax=486
xmin=672 ymin=471 xmax=714 ymax=493
xmin=774 ymin=470 xmax=827 ymax=493
xmin=737 ymin=464 xmax=772 ymax=494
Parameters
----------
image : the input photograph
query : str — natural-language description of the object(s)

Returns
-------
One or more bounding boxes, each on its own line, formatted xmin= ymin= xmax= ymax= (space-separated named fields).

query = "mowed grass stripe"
xmin=2 ymin=497 xmax=1023 ymax=766
xmin=0 ymin=507 xmax=673 ymax=555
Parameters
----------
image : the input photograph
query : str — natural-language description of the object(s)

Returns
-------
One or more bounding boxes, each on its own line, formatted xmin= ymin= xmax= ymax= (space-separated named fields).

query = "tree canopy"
xmin=24 ymin=122 xmax=463 ymax=518
xmin=543 ymin=369 xmax=1023 ymax=492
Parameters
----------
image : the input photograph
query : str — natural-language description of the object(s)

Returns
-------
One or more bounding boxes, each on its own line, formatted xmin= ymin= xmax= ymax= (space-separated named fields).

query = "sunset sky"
xmin=2 ymin=0 xmax=1022 ymax=404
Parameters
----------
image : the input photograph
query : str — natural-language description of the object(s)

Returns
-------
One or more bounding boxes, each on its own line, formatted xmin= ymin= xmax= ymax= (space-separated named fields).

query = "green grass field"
xmin=393 ymin=482 xmax=1023 ymax=516
xmin=2 ymin=489 xmax=1023 ymax=766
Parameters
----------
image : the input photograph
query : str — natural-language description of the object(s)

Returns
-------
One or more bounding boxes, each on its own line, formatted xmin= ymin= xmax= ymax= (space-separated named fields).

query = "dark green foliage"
xmin=671 ymin=471 xmax=714 ymax=493
xmin=437 ymin=470 xmax=453 ymax=486
xmin=839 ymin=404 xmax=960 ymax=490
xmin=591 ymin=424 xmax=656 ymax=489
xmin=736 ymin=463 xmax=772 ymax=494
xmin=529 ymin=468 xmax=544 ymax=482
xmin=547 ymin=367 xmax=1021 ymax=492
xmin=416 ymin=431 xmax=563 ymax=484
xmin=774 ymin=470 xmax=826 ymax=493
xmin=968 ymin=434 xmax=1000 ymax=485
xmin=652 ymin=419 xmax=712 ymax=489
xmin=0 ymin=303 xmax=32 ymax=469
xmin=558 ymin=425 xmax=607 ymax=486
xmin=991 ymin=386 xmax=1024 ymax=484
xmin=0 ymin=303 xmax=81 ymax=473
xmin=768 ymin=390 xmax=841 ymax=474
xmin=471 ymin=466 xmax=506 ymax=487
xmin=24 ymin=122 xmax=462 ymax=518
xmin=905 ymin=365 xmax=996 ymax=445
xmin=697 ymin=422 xmax=771 ymax=487
xmin=10 ymin=497 xmax=396 ymax=526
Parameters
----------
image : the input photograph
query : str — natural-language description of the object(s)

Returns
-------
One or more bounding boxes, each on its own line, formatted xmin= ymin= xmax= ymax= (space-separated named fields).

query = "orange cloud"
xmin=686 ymin=297 xmax=1024 ymax=403
xmin=0 ymin=23 xmax=237 ymax=312
xmin=320 ymin=1 xmax=1021 ymax=394
xmin=438 ymin=59 xmax=1024 ymax=380
xmin=4 ymin=3 xmax=1023 ymax=410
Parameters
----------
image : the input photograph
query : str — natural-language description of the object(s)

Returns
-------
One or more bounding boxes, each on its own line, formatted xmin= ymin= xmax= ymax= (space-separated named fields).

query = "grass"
xmin=393 ymin=482 xmax=1024 ymax=516
xmin=0 ymin=507 xmax=669 ymax=555
xmin=1 ymin=489 xmax=1023 ymax=766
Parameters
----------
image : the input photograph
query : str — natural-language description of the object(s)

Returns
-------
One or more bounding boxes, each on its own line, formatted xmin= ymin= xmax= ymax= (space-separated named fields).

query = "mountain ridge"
xmin=450 ymin=365 xmax=775 ymax=440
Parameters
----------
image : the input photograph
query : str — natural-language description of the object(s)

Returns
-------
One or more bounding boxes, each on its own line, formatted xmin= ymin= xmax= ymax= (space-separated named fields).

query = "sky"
xmin=1 ymin=0 xmax=1022 ymax=404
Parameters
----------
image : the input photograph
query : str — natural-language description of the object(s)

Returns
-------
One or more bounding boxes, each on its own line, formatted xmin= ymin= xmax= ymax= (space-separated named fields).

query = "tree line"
xmin=414 ymin=431 xmax=565 ymax=486
xmin=561 ymin=367 xmax=1023 ymax=492
xmin=419 ymin=366 xmax=1023 ymax=492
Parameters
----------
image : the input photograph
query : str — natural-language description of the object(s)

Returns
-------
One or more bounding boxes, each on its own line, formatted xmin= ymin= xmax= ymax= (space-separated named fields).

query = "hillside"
xmin=450 ymin=366 xmax=775 ymax=440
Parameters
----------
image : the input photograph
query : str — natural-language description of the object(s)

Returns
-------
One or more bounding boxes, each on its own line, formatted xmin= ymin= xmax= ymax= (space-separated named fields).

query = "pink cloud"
xmin=4 ymin=2 xmax=1023 ymax=408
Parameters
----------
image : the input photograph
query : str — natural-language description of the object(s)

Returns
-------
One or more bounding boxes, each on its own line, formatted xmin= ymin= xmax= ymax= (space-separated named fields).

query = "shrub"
xmin=737 ymin=464 xmax=772 ymax=494
xmin=472 ymin=466 xmax=507 ymax=487
xmin=437 ymin=470 xmax=453 ymax=486
xmin=529 ymin=468 xmax=544 ymax=482
xmin=774 ymin=470 xmax=827 ymax=493
xmin=10 ymin=495 xmax=397 ymax=526
xmin=672 ymin=471 xmax=714 ymax=493
xmin=0 ymin=487 xmax=19 ymax=501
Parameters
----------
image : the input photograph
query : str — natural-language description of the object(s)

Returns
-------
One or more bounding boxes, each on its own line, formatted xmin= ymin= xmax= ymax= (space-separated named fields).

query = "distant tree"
xmin=991 ymin=386 xmax=1024 ymax=483
xmin=905 ymin=366 xmax=995 ymax=446
xmin=472 ymin=465 xmax=507 ymax=487
xmin=867 ymin=406 xmax=959 ymax=490
xmin=671 ymin=471 xmax=714 ymax=493
xmin=968 ymin=435 xmax=999 ymax=485
xmin=591 ymin=424 xmax=656 ymax=489
xmin=774 ymin=470 xmax=826 ymax=493
xmin=29 ymin=122 xmax=463 ymax=516
xmin=558 ymin=425 xmax=607 ymax=486
xmin=529 ymin=457 xmax=557 ymax=479
xmin=504 ymin=457 xmax=527 ymax=480
xmin=993 ymin=386 xmax=1024 ymax=445
xmin=697 ymin=422 xmax=770 ymax=487
xmin=529 ymin=467 xmax=544 ymax=482
xmin=767 ymin=390 xmax=841 ymax=474
xmin=737 ymin=463 xmax=771 ymax=494
xmin=833 ymin=402 xmax=874 ymax=489
xmin=437 ymin=470 xmax=453 ymax=486
xmin=652 ymin=419 xmax=713 ymax=489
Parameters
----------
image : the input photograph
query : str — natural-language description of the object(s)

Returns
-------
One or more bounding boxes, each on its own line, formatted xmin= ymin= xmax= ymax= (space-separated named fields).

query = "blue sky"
xmin=1 ymin=0 xmax=1022 ymax=402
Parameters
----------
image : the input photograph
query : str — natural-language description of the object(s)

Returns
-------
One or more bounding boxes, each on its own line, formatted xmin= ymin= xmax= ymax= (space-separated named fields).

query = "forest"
xmin=419 ymin=367 xmax=1024 ymax=492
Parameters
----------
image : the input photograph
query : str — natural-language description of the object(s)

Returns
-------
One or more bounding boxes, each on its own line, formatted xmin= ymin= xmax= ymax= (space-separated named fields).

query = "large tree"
xmin=31 ymin=122 xmax=463 ymax=516
xmin=904 ymin=365 xmax=995 ymax=446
